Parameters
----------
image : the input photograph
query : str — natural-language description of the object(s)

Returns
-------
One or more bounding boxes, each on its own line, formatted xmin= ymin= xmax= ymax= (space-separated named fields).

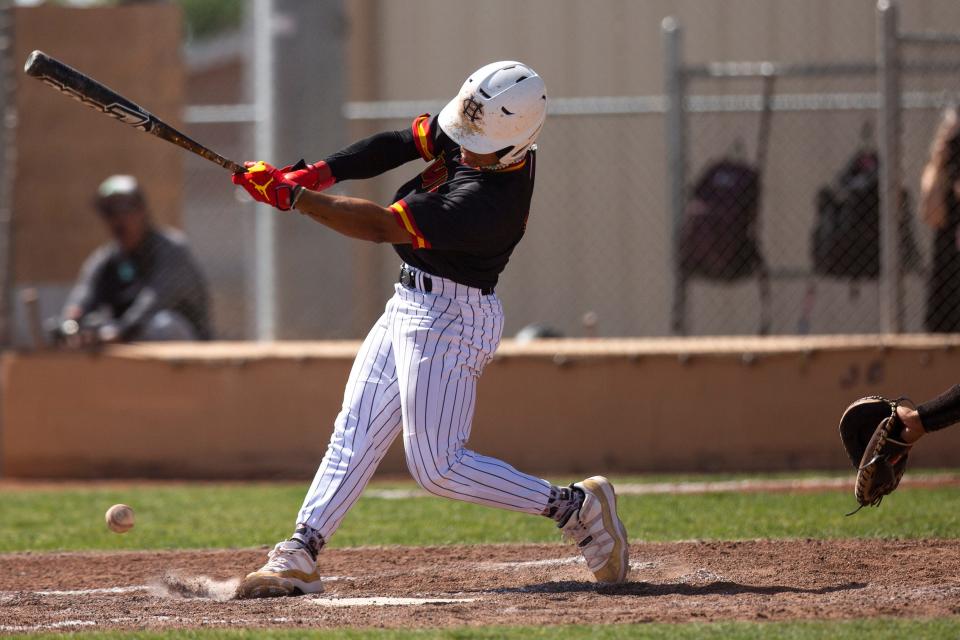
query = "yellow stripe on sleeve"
xmin=413 ymin=115 xmax=434 ymax=161
xmin=389 ymin=200 xmax=431 ymax=249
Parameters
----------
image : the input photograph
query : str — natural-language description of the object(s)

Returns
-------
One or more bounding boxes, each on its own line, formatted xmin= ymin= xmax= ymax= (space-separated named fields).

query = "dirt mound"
xmin=2 ymin=539 xmax=959 ymax=632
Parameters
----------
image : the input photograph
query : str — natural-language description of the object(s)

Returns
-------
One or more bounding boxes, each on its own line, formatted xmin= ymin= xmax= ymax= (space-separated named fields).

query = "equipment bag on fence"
xmin=812 ymin=150 xmax=922 ymax=279
xmin=678 ymin=158 xmax=764 ymax=281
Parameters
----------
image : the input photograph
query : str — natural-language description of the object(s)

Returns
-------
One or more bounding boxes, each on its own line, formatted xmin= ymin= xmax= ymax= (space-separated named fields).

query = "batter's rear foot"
xmin=560 ymin=476 xmax=630 ymax=584
xmin=235 ymin=540 xmax=324 ymax=598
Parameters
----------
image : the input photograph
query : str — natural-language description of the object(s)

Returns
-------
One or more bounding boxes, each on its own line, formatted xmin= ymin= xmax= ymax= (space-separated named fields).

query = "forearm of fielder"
xmin=294 ymin=190 xmax=411 ymax=244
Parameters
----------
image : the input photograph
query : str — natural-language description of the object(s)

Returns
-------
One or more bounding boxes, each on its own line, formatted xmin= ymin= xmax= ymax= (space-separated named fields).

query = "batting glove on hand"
xmin=281 ymin=159 xmax=336 ymax=192
xmin=232 ymin=161 xmax=303 ymax=211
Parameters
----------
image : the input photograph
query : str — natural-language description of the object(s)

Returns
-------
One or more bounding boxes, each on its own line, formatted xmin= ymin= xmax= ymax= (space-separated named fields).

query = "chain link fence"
xmin=675 ymin=72 xmax=909 ymax=336
xmin=6 ymin=0 xmax=960 ymax=346
xmin=347 ymin=10 xmax=960 ymax=341
xmin=668 ymin=4 xmax=960 ymax=337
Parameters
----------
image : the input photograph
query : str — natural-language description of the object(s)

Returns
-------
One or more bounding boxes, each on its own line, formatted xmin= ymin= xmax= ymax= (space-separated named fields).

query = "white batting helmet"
xmin=438 ymin=61 xmax=547 ymax=166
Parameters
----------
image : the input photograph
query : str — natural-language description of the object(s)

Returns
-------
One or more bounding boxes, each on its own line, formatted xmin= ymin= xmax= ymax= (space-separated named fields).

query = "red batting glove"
xmin=232 ymin=161 xmax=303 ymax=211
xmin=280 ymin=159 xmax=336 ymax=192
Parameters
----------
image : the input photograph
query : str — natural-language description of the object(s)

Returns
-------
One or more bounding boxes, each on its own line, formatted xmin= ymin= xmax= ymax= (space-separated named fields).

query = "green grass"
xmin=12 ymin=619 xmax=960 ymax=639
xmin=1 ymin=475 xmax=960 ymax=552
xmin=4 ymin=478 xmax=959 ymax=639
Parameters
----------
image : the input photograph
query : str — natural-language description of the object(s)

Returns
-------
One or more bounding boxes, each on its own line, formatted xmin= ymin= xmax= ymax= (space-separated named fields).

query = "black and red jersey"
xmin=324 ymin=114 xmax=536 ymax=290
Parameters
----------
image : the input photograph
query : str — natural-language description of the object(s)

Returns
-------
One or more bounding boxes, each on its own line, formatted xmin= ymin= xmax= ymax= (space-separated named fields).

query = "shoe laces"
xmin=263 ymin=543 xmax=303 ymax=572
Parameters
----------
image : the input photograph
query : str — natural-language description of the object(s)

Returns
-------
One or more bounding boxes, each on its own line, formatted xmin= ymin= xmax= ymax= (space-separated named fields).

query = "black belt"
xmin=399 ymin=265 xmax=494 ymax=296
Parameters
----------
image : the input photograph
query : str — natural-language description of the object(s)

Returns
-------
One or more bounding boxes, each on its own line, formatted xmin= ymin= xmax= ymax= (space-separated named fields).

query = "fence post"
xmin=663 ymin=17 xmax=687 ymax=335
xmin=252 ymin=0 xmax=277 ymax=340
xmin=0 ymin=5 xmax=13 ymax=348
xmin=0 ymin=3 xmax=13 ymax=478
xmin=877 ymin=0 xmax=903 ymax=333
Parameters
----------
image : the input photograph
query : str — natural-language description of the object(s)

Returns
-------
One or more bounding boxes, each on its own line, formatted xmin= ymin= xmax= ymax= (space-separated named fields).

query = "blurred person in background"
xmin=54 ymin=174 xmax=211 ymax=346
xmin=919 ymin=106 xmax=960 ymax=333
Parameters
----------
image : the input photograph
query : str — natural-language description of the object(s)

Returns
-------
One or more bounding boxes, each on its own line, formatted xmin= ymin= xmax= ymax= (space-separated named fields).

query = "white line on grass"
xmin=365 ymin=488 xmax=429 ymax=499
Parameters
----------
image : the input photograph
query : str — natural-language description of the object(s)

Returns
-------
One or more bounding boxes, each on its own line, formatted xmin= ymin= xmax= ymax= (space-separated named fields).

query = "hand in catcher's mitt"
xmin=838 ymin=396 xmax=914 ymax=514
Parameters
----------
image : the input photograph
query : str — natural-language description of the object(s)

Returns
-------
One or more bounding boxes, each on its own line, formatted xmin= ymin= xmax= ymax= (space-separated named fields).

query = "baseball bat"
xmin=23 ymin=50 xmax=244 ymax=173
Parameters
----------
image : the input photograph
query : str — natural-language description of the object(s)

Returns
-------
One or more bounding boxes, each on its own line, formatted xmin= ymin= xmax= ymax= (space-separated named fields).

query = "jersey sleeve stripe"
xmin=389 ymin=199 xmax=432 ymax=249
xmin=412 ymin=114 xmax=436 ymax=162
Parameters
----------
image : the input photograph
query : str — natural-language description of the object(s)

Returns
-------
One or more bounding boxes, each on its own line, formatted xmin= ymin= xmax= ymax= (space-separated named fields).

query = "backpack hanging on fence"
xmin=811 ymin=148 xmax=921 ymax=279
xmin=678 ymin=158 xmax=763 ymax=281
xmin=677 ymin=73 xmax=773 ymax=284
xmin=672 ymin=75 xmax=774 ymax=336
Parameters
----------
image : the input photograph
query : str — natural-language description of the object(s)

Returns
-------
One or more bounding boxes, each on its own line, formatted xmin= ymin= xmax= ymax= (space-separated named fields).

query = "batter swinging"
xmin=231 ymin=61 xmax=629 ymax=598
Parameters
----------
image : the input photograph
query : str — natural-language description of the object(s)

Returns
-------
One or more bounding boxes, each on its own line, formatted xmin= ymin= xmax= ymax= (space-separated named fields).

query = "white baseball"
xmin=105 ymin=503 xmax=135 ymax=534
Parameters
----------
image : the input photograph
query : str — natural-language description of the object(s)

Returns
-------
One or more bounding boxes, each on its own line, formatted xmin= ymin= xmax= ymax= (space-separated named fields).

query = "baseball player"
xmin=839 ymin=384 xmax=960 ymax=511
xmin=59 ymin=175 xmax=211 ymax=346
xmin=838 ymin=109 xmax=960 ymax=510
xmin=919 ymin=106 xmax=960 ymax=332
xmin=230 ymin=61 xmax=629 ymax=598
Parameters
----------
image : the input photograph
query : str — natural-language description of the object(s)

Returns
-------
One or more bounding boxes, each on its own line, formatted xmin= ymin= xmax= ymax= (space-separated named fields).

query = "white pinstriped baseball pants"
xmin=297 ymin=268 xmax=553 ymax=539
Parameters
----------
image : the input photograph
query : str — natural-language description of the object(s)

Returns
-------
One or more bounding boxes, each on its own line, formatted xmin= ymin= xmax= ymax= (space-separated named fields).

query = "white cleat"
xmin=236 ymin=540 xmax=324 ymax=598
xmin=561 ymin=476 xmax=629 ymax=584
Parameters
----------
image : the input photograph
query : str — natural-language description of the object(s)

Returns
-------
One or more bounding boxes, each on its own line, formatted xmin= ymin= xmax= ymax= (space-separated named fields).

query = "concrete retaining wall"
xmin=3 ymin=335 xmax=960 ymax=478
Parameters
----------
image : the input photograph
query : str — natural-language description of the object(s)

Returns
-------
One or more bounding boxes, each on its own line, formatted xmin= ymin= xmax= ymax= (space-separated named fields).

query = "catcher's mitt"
xmin=838 ymin=395 xmax=913 ymax=514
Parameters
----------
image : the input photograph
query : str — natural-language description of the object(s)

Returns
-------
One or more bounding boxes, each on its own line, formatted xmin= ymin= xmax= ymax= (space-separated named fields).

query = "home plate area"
xmin=1 ymin=540 xmax=959 ymax=632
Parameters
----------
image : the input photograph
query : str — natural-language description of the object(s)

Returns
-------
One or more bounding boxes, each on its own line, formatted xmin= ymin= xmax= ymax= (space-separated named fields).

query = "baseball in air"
xmin=105 ymin=504 xmax=135 ymax=533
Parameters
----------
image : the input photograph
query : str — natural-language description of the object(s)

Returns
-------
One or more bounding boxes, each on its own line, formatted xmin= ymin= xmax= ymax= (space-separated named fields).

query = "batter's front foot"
xmin=235 ymin=540 xmax=324 ymax=598
xmin=560 ymin=476 xmax=630 ymax=584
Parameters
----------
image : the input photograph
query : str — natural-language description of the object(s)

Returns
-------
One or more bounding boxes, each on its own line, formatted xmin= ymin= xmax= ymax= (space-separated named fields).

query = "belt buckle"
xmin=400 ymin=266 xmax=432 ymax=293
xmin=400 ymin=267 xmax=415 ymax=290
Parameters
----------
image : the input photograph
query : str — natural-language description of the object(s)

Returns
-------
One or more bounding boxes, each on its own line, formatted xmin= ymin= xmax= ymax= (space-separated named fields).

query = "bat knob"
xmin=24 ymin=50 xmax=47 ymax=76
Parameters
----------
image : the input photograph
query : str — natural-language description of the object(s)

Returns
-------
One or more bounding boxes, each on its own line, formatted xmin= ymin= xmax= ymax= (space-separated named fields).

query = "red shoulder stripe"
xmin=388 ymin=199 xmax=431 ymax=249
xmin=412 ymin=114 xmax=436 ymax=162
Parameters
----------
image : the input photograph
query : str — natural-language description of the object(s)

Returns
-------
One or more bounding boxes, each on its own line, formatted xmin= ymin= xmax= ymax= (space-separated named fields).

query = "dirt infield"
xmin=2 ymin=539 xmax=960 ymax=632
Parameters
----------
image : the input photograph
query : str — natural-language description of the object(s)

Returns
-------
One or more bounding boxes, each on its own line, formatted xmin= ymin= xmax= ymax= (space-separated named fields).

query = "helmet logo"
xmin=462 ymin=95 xmax=484 ymax=123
